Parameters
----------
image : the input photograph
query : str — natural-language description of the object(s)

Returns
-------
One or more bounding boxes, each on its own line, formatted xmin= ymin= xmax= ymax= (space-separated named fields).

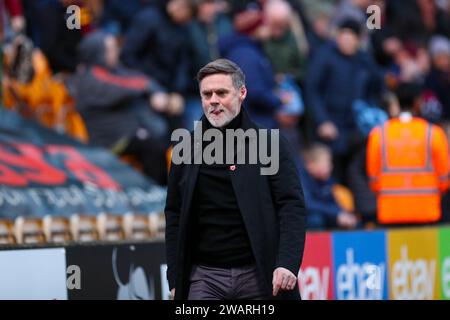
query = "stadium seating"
xmin=97 ymin=213 xmax=126 ymax=241
xmin=14 ymin=216 xmax=46 ymax=244
xmin=123 ymin=213 xmax=152 ymax=240
xmin=70 ymin=214 xmax=100 ymax=242
xmin=42 ymin=215 xmax=72 ymax=243
xmin=0 ymin=211 xmax=166 ymax=246
xmin=0 ymin=219 xmax=16 ymax=245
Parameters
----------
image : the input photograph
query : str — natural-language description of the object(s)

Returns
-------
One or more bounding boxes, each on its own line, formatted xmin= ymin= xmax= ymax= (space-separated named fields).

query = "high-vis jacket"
xmin=367 ymin=116 xmax=449 ymax=224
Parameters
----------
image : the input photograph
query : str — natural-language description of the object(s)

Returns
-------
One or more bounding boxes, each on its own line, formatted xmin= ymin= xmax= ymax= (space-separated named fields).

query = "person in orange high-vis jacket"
xmin=367 ymin=83 xmax=450 ymax=224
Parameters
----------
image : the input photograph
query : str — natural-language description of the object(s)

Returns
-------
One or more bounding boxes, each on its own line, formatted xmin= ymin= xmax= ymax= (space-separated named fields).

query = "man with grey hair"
xmin=165 ymin=58 xmax=306 ymax=300
xmin=425 ymin=35 xmax=450 ymax=119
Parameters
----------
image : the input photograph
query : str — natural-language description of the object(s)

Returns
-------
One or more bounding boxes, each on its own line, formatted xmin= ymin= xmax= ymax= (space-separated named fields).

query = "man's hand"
xmin=167 ymin=93 xmax=185 ymax=116
xmin=11 ymin=16 xmax=26 ymax=33
xmin=279 ymin=91 xmax=293 ymax=105
xmin=150 ymin=92 xmax=169 ymax=112
xmin=170 ymin=288 xmax=175 ymax=300
xmin=337 ymin=211 xmax=358 ymax=229
xmin=318 ymin=121 xmax=339 ymax=141
xmin=272 ymin=267 xmax=297 ymax=296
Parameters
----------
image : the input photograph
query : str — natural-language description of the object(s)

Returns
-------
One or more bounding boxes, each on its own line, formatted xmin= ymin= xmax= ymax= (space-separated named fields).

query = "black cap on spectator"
xmin=338 ymin=18 xmax=362 ymax=36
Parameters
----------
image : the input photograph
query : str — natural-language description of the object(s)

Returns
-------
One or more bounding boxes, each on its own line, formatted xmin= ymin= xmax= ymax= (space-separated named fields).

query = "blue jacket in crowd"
xmin=305 ymin=41 xmax=380 ymax=155
xmin=299 ymin=167 xmax=342 ymax=230
xmin=101 ymin=0 xmax=148 ymax=35
xmin=219 ymin=33 xmax=282 ymax=128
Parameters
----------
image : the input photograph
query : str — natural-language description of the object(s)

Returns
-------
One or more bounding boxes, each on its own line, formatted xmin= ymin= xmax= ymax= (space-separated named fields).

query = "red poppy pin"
xmin=229 ymin=165 xmax=236 ymax=171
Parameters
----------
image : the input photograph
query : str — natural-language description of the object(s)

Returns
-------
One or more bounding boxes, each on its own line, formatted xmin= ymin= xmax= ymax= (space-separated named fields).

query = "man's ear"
xmin=239 ymin=85 xmax=247 ymax=102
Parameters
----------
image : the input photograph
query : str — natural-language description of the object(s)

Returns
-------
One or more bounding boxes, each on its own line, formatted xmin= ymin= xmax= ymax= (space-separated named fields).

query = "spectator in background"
xmin=370 ymin=0 xmax=445 ymax=84
xmin=227 ymin=0 xmax=312 ymax=55
xmin=369 ymin=0 xmax=399 ymax=70
xmin=189 ymin=0 xmax=232 ymax=73
xmin=348 ymin=92 xmax=397 ymax=227
xmin=424 ymin=35 xmax=450 ymax=120
xmin=300 ymin=0 xmax=334 ymax=52
xmin=367 ymin=82 xmax=450 ymax=225
xmin=0 ymin=0 xmax=25 ymax=41
xmin=263 ymin=0 xmax=306 ymax=86
xmin=384 ymin=0 xmax=449 ymax=49
xmin=372 ymin=31 xmax=431 ymax=89
xmin=300 ymin=143 xmax=358 ymax=230
xmin=416 ymin=0 xmax=450 ymax=41
xmin=227 ymin=0 xmax=312 ymax=33
xmin=22 ymin=0 xmax=85 ymax=73
xmin=330 ymin=0 xmax=370 ymax=28
xmin=330 ymin=0 xmax=374 ymax=50
xmin=2 ymin=33 xmax=89 ymax=142
xmin=1 ymin=0 xmax=25 ymax=101
xmin=305 ymin=18 xmax=379 ymax=184
xmin=184 ymin=0 xmax=233 ymax=129
xmin=100 ymin=0 xmax=152 ymax=35
xmin=436 ymin=0 xmax=450 ymax=12
xmin=121 ymin=0 xmax=195 ymax=123
xmin=219 ymin=2 xmax=297 ymax=130
xmin=392 ymin=43 xmax=431 ymax=85
xmin=262 ymin=0 xmax=306 ymax=151
xmin=66 ymin=31 xmax=170 ymax=185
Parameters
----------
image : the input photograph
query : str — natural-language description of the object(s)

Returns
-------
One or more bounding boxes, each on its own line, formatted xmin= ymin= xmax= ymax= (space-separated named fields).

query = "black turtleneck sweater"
xmin=191 ymin=111 xmax=255 ymax=268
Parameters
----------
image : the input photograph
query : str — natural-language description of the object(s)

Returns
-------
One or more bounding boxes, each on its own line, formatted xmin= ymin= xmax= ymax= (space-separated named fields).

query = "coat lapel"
xmin=179 ymin=121 xmax=203 ymax=225
xmin=227 ymin=109 xmax=260 ymax=210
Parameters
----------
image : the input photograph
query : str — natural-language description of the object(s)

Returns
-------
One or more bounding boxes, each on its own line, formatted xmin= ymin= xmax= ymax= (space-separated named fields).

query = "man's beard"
xmin=205 ymin=106 xmax=237 ymax=128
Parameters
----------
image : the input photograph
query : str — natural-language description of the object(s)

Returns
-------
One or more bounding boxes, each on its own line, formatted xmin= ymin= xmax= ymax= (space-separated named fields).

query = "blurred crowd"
xmin=1 ymin=0 xmax=450 ymax=231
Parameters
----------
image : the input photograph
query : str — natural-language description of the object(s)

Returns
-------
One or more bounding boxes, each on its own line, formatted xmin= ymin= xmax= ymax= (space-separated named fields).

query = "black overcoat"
xmin=165 ymin=109 xmax=307 ymax=300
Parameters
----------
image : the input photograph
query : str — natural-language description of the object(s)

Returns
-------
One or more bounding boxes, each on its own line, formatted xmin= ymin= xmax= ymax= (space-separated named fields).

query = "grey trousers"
xmin=188 ymin=264 xmax=269 ymax=300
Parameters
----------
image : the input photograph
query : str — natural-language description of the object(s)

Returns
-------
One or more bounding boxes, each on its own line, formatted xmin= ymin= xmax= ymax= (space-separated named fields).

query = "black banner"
xmin=0 ymin=108 xmax=166 ymax=217
xmin=65 ymin=241 xmax=168 ymax=300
